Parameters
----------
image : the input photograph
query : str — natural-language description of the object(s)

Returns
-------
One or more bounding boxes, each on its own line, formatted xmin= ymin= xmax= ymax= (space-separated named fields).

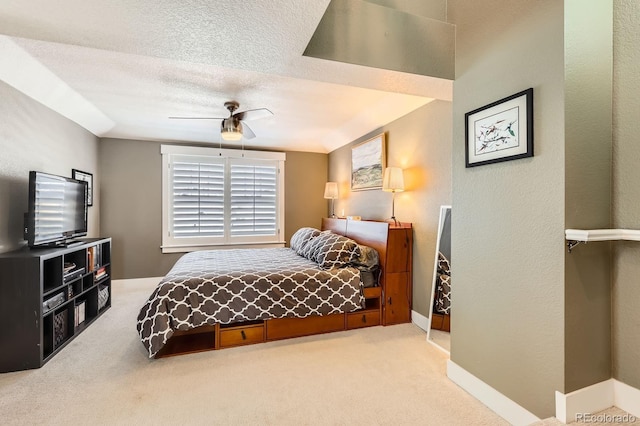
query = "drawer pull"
xmin=362 ymin=314 xmax=366 ymax=323
xmin=388 ymin=297 xmax=392 ymax=305
xmin=241 ymin=330 xmax=246 ymax=340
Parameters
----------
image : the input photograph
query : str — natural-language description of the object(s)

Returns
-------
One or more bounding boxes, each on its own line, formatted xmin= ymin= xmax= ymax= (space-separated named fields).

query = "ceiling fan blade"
xmin=234 ymin=108 xmax=273 ymax=121
xmin=242 ymin=122 xmax=256 ymax=139
xmin=168 ymin=116 xmax=225 ymax=120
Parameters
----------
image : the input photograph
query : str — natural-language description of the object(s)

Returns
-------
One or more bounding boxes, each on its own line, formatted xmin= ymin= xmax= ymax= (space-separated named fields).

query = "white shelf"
xmin=565 ymin=229 xmax=640 ymax=242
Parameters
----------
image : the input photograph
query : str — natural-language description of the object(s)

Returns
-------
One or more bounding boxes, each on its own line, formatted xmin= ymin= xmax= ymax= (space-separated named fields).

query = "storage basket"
xmin=98 ymin=285 xmax=109 ymax=311
xmin=53 ymin=310 xmax=68 ymax=347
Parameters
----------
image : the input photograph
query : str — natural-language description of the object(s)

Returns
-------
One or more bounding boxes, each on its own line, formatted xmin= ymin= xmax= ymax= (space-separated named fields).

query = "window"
xmin=161 ymin=145 xmax=285 ymax=252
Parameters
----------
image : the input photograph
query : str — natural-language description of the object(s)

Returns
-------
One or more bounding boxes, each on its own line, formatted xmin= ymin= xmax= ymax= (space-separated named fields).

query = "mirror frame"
xmin=427 ymin=205 xmax=451 ymax=354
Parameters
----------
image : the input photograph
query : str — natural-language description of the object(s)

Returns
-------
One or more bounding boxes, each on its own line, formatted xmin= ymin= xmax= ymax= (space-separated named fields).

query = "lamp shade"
xmin=324 ymin=182 xmax=339 ymax=199
xmin=382 ymin=167 xmax=404 ymax=192
xmin=221 ymin=118 xmax=243 ymax=141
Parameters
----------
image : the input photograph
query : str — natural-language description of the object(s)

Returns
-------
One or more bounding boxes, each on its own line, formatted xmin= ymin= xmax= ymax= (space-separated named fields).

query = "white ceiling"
xmin=0 ymin=0 xmax=452 ymax=153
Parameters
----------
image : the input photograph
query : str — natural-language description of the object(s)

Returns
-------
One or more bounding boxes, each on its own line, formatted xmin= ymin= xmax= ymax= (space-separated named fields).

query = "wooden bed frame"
xmin=155 ymin=218 xmax=411 ymax=358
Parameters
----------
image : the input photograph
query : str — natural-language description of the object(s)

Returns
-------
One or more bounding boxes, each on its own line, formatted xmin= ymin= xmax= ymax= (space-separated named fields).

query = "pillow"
xmin=437 ymin=251 xmax=450 ymax=275
xmin=299 ymin=230 xmax=332 ymax=260
xmin=311 ymin=232 xmax=361 ymax=269
xmin=351 ymin=244 xmax=379 ymax=270
xmin=290 ymin=227 xmax=321 ymax=254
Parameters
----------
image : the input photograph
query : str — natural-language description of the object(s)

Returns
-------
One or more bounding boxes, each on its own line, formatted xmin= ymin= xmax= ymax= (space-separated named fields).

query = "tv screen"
xmin=25 ymin=171 xmax=88 ymax=247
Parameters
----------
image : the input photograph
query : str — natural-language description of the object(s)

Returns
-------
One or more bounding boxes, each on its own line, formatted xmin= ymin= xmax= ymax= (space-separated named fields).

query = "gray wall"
xmin=99 ymin=138 xmax=328 ymax=279
xmin=0 ymin=81 xmax=100 ymax=254
xmin=284 ymin=151 xmax=328 ymax=240
xmin=612 ymin=0 xmax=640 ymax=389
xmin=449 ymin=0 xmax=566 ymax=417
xmin=363 ymin=0 xmax=446 ymax=20
xmin=449 ymin=0 xmax=614 ymax=417
xmin=563 ymin=1 xmax=612 ymax=393
xmin=99 ymin=138 xmax=180 ymax=279
xmin=328 ymin=101 xmax=452 ymax=317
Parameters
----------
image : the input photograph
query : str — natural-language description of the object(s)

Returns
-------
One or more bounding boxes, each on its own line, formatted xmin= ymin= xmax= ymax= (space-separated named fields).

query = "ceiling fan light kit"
xmin=221 ymin=117 xmax=243 ymax=141
xmin=169 ymin=100 xmax=273 ymax=142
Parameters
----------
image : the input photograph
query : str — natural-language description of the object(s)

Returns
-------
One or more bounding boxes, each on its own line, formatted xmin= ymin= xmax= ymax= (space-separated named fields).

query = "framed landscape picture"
xmin=465 ymin=88 xmax=533 ymax=168
xmin=351 ymin=133 xmax=386 ymax=191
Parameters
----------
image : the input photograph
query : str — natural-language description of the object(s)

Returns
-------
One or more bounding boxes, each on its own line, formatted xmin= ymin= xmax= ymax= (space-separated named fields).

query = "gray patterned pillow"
xmin=290 ymin=227 xmax=321 ymax=254
xmin=299 ymin=230 xmax=332 ymax=260
xmin=434 ymin=251 xmax=451 ymax=314
xmin=312 ymin=232 xmax=361 ymax=269
xmin=352 ymin=244 xmax=379 ymax=270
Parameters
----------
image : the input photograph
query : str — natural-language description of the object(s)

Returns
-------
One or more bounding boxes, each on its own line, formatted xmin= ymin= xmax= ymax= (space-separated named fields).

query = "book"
xmin=95 ymin=266 xmax=108 ymax=282
xmin=87 ymin=247 xmax=95 ymax=272
xmin=74 ymin=301 xmax=86 ymax=328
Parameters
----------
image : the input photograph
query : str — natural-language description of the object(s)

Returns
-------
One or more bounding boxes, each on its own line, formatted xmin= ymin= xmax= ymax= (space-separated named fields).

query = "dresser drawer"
xmin=346 ymin=309 xmax=380 ymax=329
xmin=266 ymin=313 xmax=345 ymax=341
xmin=219 ymin=324 xmax=264 ymax=348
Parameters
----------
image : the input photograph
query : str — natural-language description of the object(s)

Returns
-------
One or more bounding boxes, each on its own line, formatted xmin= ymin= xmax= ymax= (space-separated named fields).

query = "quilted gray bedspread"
xmin=137 ymin=248 xmax=364 ymax=357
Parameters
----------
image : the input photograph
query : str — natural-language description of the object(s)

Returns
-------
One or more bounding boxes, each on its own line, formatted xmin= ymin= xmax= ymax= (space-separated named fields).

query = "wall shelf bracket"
xmin=566 ymin=240 xmax=583 ymax=253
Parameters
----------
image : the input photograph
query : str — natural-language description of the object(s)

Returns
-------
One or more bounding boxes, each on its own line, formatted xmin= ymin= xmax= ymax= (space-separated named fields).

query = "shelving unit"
xmin=565 ymin=229 xmax=640 ymax=252
xmin=0 ymin=238 xmax=111 ymax=372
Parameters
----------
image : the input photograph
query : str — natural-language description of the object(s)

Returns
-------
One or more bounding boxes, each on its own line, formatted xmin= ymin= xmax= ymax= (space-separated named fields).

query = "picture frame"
xmin=465 ymin=88 xmax=533 ymax=168
xmin=72 ymin=169 xmax=93 ymax=207
xmin=351 ymin=133 xmax=386 ymax=191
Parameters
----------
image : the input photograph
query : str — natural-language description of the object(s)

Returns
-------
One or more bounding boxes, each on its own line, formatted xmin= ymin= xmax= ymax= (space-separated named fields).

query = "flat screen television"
xmin=24 ymin=171 xmax=88 ymax=248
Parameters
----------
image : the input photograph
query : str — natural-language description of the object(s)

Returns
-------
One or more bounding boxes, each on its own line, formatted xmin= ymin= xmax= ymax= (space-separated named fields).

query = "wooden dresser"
xmin=321 ymin=218 xmax=413 ymax=326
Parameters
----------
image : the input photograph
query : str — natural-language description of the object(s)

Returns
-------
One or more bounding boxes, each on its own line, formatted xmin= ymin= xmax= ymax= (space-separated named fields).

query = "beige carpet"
xmin=1 ymin=277 xmax=630 ymax=426
xmin=0 ymin=277 xmax=511 ymax=425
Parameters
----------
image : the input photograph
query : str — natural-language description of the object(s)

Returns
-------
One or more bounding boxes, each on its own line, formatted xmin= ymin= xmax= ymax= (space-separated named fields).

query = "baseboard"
xmin=555 ymin=380 xmax=614 ymax=423
xmin=614 ymin=380 xmax=640 ymax=420
xmin=555 ymin=379 xmax=640 ymax=423
xmin=446 ymin=360 xmax=540 ymax=426
xmin=411 ymin=309 xmax=429 ymax=332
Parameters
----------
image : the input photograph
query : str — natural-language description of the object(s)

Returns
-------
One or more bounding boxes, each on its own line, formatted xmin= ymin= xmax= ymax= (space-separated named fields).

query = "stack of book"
xmin=95 ymin=266 xmax=108 ymax=282
xmin=74 ymin=301 xmax=85 ymax=328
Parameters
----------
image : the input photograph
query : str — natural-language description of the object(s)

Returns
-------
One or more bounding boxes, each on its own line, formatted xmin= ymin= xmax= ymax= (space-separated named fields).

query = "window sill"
xmin=161 ymin=241 xmax=286 ymax=254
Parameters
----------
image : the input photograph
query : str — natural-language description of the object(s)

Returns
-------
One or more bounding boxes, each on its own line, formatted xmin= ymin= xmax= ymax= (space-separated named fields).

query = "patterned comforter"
xmin=137 ymin=248 xmax=364 ymax=357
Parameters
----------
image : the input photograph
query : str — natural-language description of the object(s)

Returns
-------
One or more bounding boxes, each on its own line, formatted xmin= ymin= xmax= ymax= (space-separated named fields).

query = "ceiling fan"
xmin=170 ymin=101 xmax=273 ymax=141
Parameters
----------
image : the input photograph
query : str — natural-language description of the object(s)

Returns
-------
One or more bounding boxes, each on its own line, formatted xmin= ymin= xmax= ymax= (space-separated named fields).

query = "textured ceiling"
xmin=0 ymin=0 xmax=452 ymax=153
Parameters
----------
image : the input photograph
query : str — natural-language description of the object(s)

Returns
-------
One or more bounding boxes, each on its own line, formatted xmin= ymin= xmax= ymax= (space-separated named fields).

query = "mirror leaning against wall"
xmin=427 ymin=205 xmax=451 ymax=354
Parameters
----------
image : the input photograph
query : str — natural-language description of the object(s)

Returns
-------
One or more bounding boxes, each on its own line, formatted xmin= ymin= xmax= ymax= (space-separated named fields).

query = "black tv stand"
xmin=31 ymin=239 xmax=85 ymax=249
xmin=62 ymin=240 xmax=84 ymax=248
xmin=0 ymin=238 xmax=112 ymax=372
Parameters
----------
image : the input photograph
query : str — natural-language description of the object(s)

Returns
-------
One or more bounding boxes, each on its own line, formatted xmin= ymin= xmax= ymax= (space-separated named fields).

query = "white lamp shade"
xmin=221 ymin=118 xmax=243 ymax=141
xmin=382 ymin=167 xmax=404 ymax=192
xmin=324 ymin=182 xmax=338 ymax=199
xmin=221 ymin=130 xmax=242 ymax=141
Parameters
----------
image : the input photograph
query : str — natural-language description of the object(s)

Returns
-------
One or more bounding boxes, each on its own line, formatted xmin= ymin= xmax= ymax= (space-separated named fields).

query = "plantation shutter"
xmin=229 ymin=161 xmax=278 ymax=237
xmin=162 ymin=145 xmax=285 ymax=252
xmin=171 ymin=157 xmax=225 ymax=238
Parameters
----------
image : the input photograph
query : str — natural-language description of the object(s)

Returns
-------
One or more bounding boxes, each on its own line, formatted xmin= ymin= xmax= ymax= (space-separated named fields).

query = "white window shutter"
xmin=171 ymin=159 xmax=225 ymax=238
xmin=229 ymin=163 xmax=277 ymax=237
xmin=161 ymin=145 xmax=285 ymax=251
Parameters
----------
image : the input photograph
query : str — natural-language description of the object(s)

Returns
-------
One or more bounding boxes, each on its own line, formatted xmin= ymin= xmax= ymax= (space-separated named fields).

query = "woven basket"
xmin=98 ymin=285 xmax=109 ymax=311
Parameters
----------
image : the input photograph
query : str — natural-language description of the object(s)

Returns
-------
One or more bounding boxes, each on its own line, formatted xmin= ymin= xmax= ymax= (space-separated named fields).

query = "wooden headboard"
xmin=321 ymin=218 xmax=390 ymax=270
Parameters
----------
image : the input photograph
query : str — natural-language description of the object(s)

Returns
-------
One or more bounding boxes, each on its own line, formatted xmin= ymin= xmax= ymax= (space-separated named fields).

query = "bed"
xmin=136 ymin=219 xmax=398 ymax=358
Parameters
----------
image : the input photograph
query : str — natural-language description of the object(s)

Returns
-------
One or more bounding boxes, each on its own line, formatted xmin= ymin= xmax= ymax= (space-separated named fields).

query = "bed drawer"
xmin=266 ymin=313 xmax=345 ymax=341
xmin=347 ymin=309 xmax=380 ymax=329
xmin=363 ymin=286 xmax=381 ymax=299
xmin=431 ymin=313 xmax=450 ymax=332
xmin=219 ymin=324 xmax=264 ymax=348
